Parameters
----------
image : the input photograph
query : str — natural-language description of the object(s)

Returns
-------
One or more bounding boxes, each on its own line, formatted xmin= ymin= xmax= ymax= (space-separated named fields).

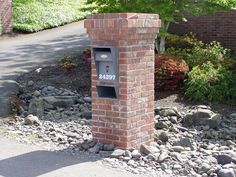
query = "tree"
xmin=85 ymin=0 xmax=236 ymax=53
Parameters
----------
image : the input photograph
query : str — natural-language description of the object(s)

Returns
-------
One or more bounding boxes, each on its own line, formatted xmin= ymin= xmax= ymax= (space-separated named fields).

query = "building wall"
xmin=169 ymin=10 xmax=236 ymax=53
xmin=0 ymin=0 xmax=12 ymax=34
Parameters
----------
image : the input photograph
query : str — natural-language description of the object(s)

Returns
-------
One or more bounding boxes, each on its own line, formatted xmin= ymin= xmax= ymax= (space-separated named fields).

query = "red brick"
xmin=85 ymin=13 xmax=160 ymax=149
xmin=106 ymin=134 xmax=119 ymax=141
xmin=0 ymin=0 xmax=12 ymax=34
xmin=169 ymin=10 xmax=236 ymax=53
xmin=99 ymin=128 xmax=112 ymax=134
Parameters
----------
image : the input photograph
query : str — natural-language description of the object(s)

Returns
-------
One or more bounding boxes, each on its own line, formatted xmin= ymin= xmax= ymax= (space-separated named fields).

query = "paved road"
xmin=0 ymin=136 xmax=146 ymax=177
xmin=0 ymin=21 xmax=89 ymax=117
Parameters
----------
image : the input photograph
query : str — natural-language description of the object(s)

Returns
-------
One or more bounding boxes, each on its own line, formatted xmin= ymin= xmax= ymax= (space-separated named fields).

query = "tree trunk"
xmin=156 ymin=21 xmax=170 ymax=54
xmin=159 ymin=36 xmax=166 ymax=54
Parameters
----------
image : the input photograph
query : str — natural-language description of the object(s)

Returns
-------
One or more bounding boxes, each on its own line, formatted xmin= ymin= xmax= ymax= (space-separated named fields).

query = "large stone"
xmin=24 ymin=114 xmax=41 ymax=125
xmin=81 ymin=111 xmax=92 ymax=119
xmin=217 ymin=154 xmax=233 ymax=165
xmin=158 ymin=151 xmax=169 ymax=162
xmin=131 ymin=150 xmax=141 ymax=158
xmin=158 ymin=107 xmax=179 ymax=117
xmin=111 ymin=149 xmax=125 ymax=158
xmin=172 ymin=146 xmax=185 ymax=152
xmin=183 ymin=108 xmax=221 ymax=128
xmin=42 ymin=96 xmax=77 ymax=109
xmin=140 ymin=144 xmax=159 ymax=155
xmin=155 ymin=120 xmax=169 ymax=129
xmin=198 ymin=163 xmax=211 ymax=174
xmin=103 ymin=144 xmax=115 ymax=151
xmin=28 ymin=98 xmax=44 ymax=117
xmin=88 ymin=143 xmax=100 ymax=153
xmin=173 ymin=137 xmax=194 ymax=150
xmin=218 ymin=168 xmax=235 ymax=177
xmin=83 ymin=97 xmax=91 ymax=103
xmin=229 ymin=113 xmax=236 ymax=119
xmin=158 ymin=131 xmax=169 ymax=143
xmin=124 ymin=150 xmax=132 ymax=158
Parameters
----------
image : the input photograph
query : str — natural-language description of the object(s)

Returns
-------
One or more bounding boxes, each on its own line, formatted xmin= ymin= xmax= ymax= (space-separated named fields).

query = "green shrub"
xmin=166 ymin=40 xmax=229 ymax=69
xmin=184 ymin=61 xmax=236 ymax=104
xmin=13 ymin=0 xmax=91 ymax=32
xmin=165 ymin=34 xmax=197 ymax=50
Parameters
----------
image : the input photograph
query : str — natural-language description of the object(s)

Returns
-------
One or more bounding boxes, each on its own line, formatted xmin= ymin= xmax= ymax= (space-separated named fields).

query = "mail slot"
xmin=96 ymin=85 xmax=119 ymax=99
xmin=92 ymin=46 xmax=118 ymax=82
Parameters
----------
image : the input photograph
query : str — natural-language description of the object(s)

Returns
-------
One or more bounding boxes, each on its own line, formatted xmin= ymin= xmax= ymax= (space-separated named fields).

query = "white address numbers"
xmin=99 ymin=74 xmax=116 ymax=80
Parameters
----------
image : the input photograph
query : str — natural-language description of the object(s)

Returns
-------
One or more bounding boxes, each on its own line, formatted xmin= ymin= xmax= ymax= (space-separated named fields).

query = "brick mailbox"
xmin=85 ymin=13 xmax=161 ymax=149
xmin=0 ymin=0 xmax=12 ymax=34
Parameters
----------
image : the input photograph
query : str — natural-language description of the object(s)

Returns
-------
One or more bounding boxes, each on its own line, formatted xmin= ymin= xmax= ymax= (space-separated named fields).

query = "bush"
xmin=13 ymin=0 xmax=91 ymax=32
xmin=155 ymin=54 xmax=189 ymax=90
xmin=165 ymin=34 xmax=197 ymax=50
xmin=184 ymin=61 xmax=236 ymax=104
xmin=166 ymin=40 xmax=229 ymax=69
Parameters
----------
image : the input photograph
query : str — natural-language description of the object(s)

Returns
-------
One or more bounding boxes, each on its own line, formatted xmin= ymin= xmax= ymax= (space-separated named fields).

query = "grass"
xmin=13 ymin=0 xmax=92 ymax=33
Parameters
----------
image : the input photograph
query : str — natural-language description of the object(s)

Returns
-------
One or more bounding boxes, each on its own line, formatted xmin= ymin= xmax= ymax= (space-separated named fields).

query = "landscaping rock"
xmin=183 ymin=108 xmax=221 ymax=128
xmin=111 ymin=149 xmax=125 ymax=158
xmin=103 ymin=144 xmax=115 ymax=151
xmin=81 ymin=111 xmax=92 ymax=119
xmin=159 ymin=107 xmax=179 ymax=117
xmin=173 ymin=137 xmax=194 ymax=150
xmin=158 ymin=131 xmax=169 ymax=143
xmin=3 ymin=62 xmax=236 ymax=177
xmin=28 ymin=98 xmax=44 ymax=117
xmin=131 ymin=150 xmax=141 ymax=158
xmin=140 ymin=144 xmax=159 ymax=155
xmin=198 ymin=162 xmax=211 ymax=174
xmin=24 ymin=114 xmax=41 ymax=125
xmin=218 ymin=168 xmax=235 ymax=177
xmin=216 ymin=154 xmax=233 ymax=165
xmin=172 ymin=146 xmax=185 ymax=152
xmin=158 ymin=151 xmax=169 ymax=162
xmin=42 ymin=96 xmax=77 ymax=109
xmin=27 ymin=80 xmax=34 ymax=86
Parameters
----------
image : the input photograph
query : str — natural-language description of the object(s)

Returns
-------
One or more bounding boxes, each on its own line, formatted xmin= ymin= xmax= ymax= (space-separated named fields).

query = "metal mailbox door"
xmin=93 ymin=47 xmax=118 ymax=82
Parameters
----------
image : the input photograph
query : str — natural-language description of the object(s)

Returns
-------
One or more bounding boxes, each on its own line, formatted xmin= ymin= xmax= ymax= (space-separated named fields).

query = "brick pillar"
xmin=85 ymin=13 xmax=161 ymax=149
xmin=0 ymin=0 xmax=12 ymax=34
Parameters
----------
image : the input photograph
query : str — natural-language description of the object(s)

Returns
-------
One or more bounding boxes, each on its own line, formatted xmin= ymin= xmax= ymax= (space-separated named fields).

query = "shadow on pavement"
xmin=0 ymin=34 xmax=89 ymax=76
xmin=0 ymin=150 xmax=100 ymax=177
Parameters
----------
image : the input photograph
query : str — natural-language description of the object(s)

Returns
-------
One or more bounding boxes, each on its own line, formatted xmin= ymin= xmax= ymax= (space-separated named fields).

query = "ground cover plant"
xmin=13 ymin=0 xmax=91 ymax=32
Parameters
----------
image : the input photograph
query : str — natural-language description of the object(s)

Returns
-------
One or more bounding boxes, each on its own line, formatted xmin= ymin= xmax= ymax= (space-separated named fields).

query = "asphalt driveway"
xmin=0 ymin=21 xmax=89 ymax=117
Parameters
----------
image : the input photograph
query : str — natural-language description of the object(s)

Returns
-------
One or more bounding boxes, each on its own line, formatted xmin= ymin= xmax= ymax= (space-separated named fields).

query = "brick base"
xmin=0 ymin=0 xmax=12 ymax=34
xmin=85 ymin=13 xmax=161 ymax=149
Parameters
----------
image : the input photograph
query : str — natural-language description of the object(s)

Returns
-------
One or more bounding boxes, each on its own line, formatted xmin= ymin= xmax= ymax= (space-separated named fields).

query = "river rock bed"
xmin=3 ymin=93 xmax=236 ymax=177
xmin=1 ymin=56 xmax=236 ymax=177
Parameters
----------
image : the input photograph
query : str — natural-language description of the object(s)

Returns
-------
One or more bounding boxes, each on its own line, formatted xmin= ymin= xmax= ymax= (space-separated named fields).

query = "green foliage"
xmin=13 ymin=0 xmax=91 ymax=32
xmin=166 ymin=38 xmax=229 ymax=68
xmin=166 ymin=34 xmax=198 ymax=50
xmin=185 ymin=41 xmax=228 ymax=68
xmin=166 ymin=36 xmax=236 ymax=104
xmin=85 ymin=0 xmax=236 ymax=22
xmin=85 ymin=0 xmax=236 ymax=53
xmin=184 ymin=62 xmax=236 ymax=104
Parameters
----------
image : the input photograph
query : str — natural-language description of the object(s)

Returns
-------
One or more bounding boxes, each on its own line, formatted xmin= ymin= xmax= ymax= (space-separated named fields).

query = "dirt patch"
xmin=17 ymin=54 xmax=91 ymax=96
xmin=155 ymin=90 xmax=235 ymax=116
